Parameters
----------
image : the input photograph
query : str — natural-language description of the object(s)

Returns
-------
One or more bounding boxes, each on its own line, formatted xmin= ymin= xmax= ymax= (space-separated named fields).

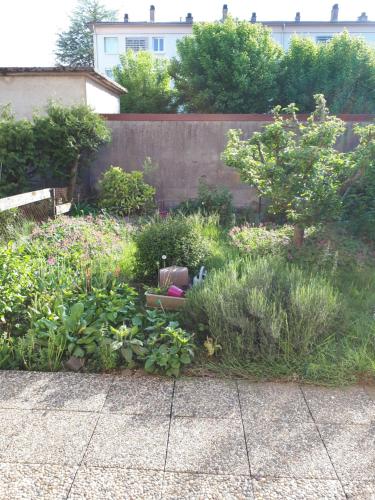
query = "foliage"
xmin=229 ymin=225 xmax=292 ymax=257
xmin=98 ymin=166 xmax=155 ymax=215
xmin=176 ymin=180 xmax=234 ymax=226
xmin=170 ymin=18 xmax=282 ymax=112
xmin=0 ymin=215 xmax=194 ymax=375
xmin=279 ymin=32 xmax=375 ymax=113
xmin=222 ymin=95 xmax=355 ymax=245
xmin=0 ymin=107 xmax=35 ymax=196
xmin=114 ymin=50 xmax=177 ymax=113
xmin=55 ymin=0 xmax=117 ymax=66
xmin=135 ymin=214 xmax=210 ymax=280
xmin=33 ymin=103 xmax=111 ymax=197
xmin=342 ymin=124 xmax=375 ymax=240
xmin=187 ymin=256 xmax=343 ymax=362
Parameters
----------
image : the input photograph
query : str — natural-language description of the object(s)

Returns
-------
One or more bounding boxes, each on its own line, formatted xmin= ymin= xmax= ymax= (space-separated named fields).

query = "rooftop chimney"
xmin=357 ymin=12 xmax=368 ymax=22
xmin=251 ymin=12 xmax=256 ymax=23
xmin=124 ymin=13 xmax=129 ymax=22
xmin=222 ymin=4 xmax=228 ymax=22
xmin=330 ymin=4 xmax=339 ymax=22
xmin=150 ymin=5 xmax=155 ymax=22
xmin=186 ymin=12 xmax=193 ymax=23
xmin=295 ymin=12 xmax=301 ymax=22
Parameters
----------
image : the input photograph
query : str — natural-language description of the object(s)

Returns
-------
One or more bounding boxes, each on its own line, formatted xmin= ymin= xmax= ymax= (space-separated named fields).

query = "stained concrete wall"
xmin=91 ymin=115 xmax=374 ymax=208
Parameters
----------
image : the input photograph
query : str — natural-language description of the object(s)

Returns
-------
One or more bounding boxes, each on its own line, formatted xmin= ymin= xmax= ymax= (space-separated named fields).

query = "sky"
xmin=0 ymin=0 xmax=374 ymax=66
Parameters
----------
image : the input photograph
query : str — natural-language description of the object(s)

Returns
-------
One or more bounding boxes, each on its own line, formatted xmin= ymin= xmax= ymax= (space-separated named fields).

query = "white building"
xmin=0 ymin=67 xmax=126 ymax=119
xmin=91 ymin=4 xmax=375 ymax=78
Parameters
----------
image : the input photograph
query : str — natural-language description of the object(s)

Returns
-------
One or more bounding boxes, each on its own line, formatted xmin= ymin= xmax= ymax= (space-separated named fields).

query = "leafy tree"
xmin=33 ymin=103 xmax=111 ymax=199
xmin=113 ymin=50 xmax=177 ymax=113
xmin=55 ymin=0 xmax=117 ymax=67
xmin=342 ymin=124 xmax=375 ymax=240
xmin=222 ymin=95 xmax=361 ymax=247
xmin=170 ymin=18 xmax=282 ymax=113
xmin=0 ymin=106 xmax=35 ymax=196
xmin=279 ymin=32 xmax=375 ymax=113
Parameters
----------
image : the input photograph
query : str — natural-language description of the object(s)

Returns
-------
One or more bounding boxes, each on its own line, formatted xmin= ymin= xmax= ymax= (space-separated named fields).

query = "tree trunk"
xmin=293 ymin=224 xmax=305 ymax=248
xmin=67 ymin=155 xmax=80 ymax=201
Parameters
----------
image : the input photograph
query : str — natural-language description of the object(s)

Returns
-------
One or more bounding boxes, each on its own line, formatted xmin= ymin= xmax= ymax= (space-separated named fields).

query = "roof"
xmin=90 ymin=20 xmax=375 ymax=29
xmin=0 ymin=67 xmax=127 ymax=95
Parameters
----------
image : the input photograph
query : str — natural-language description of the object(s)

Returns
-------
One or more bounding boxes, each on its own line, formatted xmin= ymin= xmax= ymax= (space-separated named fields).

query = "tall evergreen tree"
xmin=55 ymin=0 xmax=117 ymax=67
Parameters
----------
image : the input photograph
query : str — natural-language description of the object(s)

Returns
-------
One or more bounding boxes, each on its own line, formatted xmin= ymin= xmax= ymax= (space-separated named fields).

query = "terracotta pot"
xmin=145 ymin=292 xmax=186 ymax=311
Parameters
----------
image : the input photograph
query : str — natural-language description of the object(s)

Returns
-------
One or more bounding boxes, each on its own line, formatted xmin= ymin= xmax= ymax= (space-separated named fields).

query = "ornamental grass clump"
xmin=187 ymin=256 xmax=342 ymax=362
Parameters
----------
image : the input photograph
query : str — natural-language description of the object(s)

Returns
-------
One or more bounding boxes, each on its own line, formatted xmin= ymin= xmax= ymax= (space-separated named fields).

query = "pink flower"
xmin=47 ymin=257 xmax=56 ymax=265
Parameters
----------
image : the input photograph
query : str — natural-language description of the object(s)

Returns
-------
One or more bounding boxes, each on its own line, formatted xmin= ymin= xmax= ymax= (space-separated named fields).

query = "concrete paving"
xmin=0 ymin=371 xmax=374 ymax=499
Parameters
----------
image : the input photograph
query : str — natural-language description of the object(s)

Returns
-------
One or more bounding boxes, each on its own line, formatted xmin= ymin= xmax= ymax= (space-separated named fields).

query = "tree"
xmin=113 ymin=50 xmax=177 ymax=113
xmin=222 ymin=95 xmax=358 ymax=247
xmin=33 ymin=103 xmax=111 ymax=199
xmin=170 ymin=18 xmax=283 ymax=113
xmin=55 ymin=0 xmax=117 ymax=67
xmin=279 ymin=32 xmax=375 ymax=113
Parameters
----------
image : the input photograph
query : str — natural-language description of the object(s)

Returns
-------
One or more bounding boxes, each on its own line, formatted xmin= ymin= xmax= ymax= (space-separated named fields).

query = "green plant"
xmin=176 ymin=180 xmax=234 ymax=226
xmin=55 ymin=0 xmax=117 ymax=66
xmin=222 ymin=95 xmax=367 ymax=247
xmin=229 ymin=225 xmax=292 ymax=257
xmin=99 ymin=166 xmax=155 ymax=216
xmin=186 ymin=256 xmax=342 ymax=362
xmin=279 ymin=32 xmax=375 ymax=113
xmin=170 ymin=17 xmax=282 ymax=112
xmin=144 ymin=322 xmax=195 ymax=376
xmin=135 ymin=214 xmax=209 ymax=280
xmin=114 ymin=50 xmax=177 ymax=113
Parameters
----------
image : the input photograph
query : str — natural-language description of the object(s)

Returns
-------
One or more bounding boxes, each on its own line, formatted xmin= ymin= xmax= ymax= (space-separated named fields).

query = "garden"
xmin=0 ymin=95 xmax=375 ymax=385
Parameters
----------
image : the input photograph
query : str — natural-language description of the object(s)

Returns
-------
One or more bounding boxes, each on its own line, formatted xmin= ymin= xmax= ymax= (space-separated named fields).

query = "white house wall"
xmin=93 ymin=22 xmax=375 ymax=76
xmin=85 ymin=78 xmax=120 ymax=113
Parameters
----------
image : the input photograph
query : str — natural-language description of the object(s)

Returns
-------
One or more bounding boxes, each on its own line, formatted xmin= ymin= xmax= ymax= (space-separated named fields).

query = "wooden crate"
xmin=145 ymin=292 xmax=186 ymax=311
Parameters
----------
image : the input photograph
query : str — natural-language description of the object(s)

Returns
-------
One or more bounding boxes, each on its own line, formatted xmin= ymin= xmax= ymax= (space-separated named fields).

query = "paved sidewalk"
xmin=0 ymin=371 xmax=374 ymax=499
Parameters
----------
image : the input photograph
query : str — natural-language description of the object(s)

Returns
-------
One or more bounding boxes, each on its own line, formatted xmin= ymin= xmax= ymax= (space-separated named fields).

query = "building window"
xmin=105 ymin=68 xmax=114 ymax=79
xmin=125 ymin=37 xmax=148 ymax=52
xmin=104 ymin=37 xmax=119 ymax=54
xmin=153 ymin=37 xmax=164 ymax=52
xmin=316 ymin=36 xmax=333 ymax=43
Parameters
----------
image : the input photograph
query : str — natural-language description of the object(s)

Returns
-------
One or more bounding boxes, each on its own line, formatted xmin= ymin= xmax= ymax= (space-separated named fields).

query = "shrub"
xmin=135 ymin=215 xmax=209 ymax=280
xmin=229 ymin=225 xmax=292 ymax=257
xmin=176 ymin=180 xmax=234 ymax=226
xmin=99 ymin=166 xmax=155 ymax=216
xmin=186 ymin=256 xmax=342 ymax=362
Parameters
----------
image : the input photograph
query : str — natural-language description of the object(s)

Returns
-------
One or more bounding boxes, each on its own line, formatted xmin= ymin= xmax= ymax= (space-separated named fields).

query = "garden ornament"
xmin=193 ymin=266 xmax=207 ymax=286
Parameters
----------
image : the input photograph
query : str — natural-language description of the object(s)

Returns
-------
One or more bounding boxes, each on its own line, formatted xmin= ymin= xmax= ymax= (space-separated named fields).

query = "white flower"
xmin=162 ymin=255 xmax=167 ymax=260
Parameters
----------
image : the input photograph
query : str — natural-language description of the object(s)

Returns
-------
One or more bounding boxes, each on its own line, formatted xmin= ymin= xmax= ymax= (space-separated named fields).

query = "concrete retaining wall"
xmin=91 ymin=114 xmax=374 ymax=208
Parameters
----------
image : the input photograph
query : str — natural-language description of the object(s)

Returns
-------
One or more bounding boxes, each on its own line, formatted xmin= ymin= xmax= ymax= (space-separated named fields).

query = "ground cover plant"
xmin=0 ymin=214 xmax=194 ymax=375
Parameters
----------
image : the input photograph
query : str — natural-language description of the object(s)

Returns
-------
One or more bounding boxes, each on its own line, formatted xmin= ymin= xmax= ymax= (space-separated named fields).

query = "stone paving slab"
xmin=238 ymin=382 xmax=312 ymax=423
xmin=302 ymin=385 xmax=375 ymax=424
xmin=34 ymin=372 xmax=113 ymax=412
xmin=319 ymin=423 xmax=375 ymax=481
xmin=68 ymin=467 xmax=163 ymax=499
xmin=103 ymin=375 xmax=173 ymax=415
xmin=162 ymin=472 xmax=254 ymax=499
xmin=0 ymin=371 xmax=53 ymax=409
xmin=1 ymin=371 xmax=375 ymax=499
xmin=0 ymin=409 xmax=31 ymax=458
xmin=244 ymin=420 xmax=336 ymax=479
xmin=0 ymin=463 xmax=76 ymax=500
xmin=342 ymin=481 xmax=375 ymax=499
xmin=2 ymin=410 xmax=98 ymax=465
xmin=252 ymin=478 xmax=346 ymax=499
xmin=166 ymin=417 xmax=249 ymax=475
xmin=84 ymin=414 xmax=170 ymax=470
xmin=173 ymin=377 xmax=240 ymax=417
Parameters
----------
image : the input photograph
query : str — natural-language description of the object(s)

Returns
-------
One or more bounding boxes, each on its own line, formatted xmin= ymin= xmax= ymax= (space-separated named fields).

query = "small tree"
xmin=55 ymin=0 xmax=117 ymax=66
xmin=113 ymin=50 xmax=177 ymax=113
xmin=33 ymin=103 xmax=111 ymax=199
xmin=222 ymin=95 xmax=353 ymax=247
xmin=170 ymin=18 xmax=282 ymax=113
